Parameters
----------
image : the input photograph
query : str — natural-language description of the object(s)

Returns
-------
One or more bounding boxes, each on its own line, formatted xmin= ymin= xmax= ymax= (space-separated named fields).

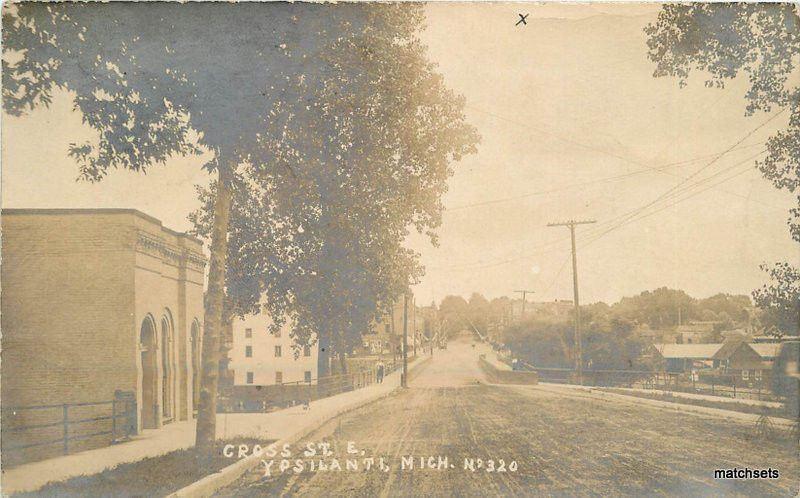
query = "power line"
xmin=576 ymin=147 xmax=767 ymax=247
xmin=577 ymin=109 xmax=785 ymax=240
xmin=428 ymin=106 xmax=784 ymax=274
xmin=429 ymin=148 xmax=767 ymax=273
xmin=444 ymin=142 xmax=765 ymax=212
xmin=580 ymin=151 xmax=767 ymax=249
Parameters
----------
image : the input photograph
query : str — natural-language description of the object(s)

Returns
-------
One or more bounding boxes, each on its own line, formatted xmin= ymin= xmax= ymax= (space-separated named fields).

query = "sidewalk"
xmin=516 ymin=382 xmax=796 ymax=428
xmin=475 ymin=342 xmax=511 ymax=371
xmin=1 ymin=357 xmax=423 ymax=495
xmin=602 ymin=386 xmax=783 ymax=409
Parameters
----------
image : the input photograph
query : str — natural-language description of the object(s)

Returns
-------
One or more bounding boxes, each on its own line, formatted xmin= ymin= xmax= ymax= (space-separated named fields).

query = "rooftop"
xmin=2 ymin=208 xmax=202 ymax=245
xmin=653 ymin=343 xmax=722 ymax=359
xmin=750 ymin=343 xmax=782 ymax=359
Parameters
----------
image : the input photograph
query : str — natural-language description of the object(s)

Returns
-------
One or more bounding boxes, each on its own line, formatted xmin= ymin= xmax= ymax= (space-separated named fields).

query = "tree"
xmin=645 ymin=3 xmax=800 ymax=337
xmin=697 ymin=293 xmax=752 ymax=323
xmin=191 ymin=4 xmax=477 ymax=377
xmin=753 ymin=262 xmax=800 ymax=335
xmin=2 ymin=2 xmax=476 ymax=451
xmin=465 ymin=293 xmax=490 ymax=336
xmin=500 ymin=311 xmax=647 ymax=371
xmin=501 ymin=317 xmax=574 ymax=369
xmin=438 ymin=295 xmax=470 ymax=337
xmin=611 ymin=287 xmax=696 ymax=328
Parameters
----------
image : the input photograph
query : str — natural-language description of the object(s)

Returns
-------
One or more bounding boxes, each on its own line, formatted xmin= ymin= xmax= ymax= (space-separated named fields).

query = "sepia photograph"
xmin=1 ymin=1 xmax=799 ymax=496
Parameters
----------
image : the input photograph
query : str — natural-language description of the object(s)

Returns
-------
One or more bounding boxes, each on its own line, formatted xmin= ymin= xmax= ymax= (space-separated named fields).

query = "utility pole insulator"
xmin=514 ymin=289 xmax=535 ymax=319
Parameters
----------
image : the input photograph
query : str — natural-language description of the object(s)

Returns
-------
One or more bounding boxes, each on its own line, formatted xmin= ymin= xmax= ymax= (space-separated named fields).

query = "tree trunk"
xmin=195 ymin=166 xmax=234 ymax=453
xmin=317 ymin=334 xmax=330 ymax=377
xmin=338 ymin=351 xmax=348 ymax=374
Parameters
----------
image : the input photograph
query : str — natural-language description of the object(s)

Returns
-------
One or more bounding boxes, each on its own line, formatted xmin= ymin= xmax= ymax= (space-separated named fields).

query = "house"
xmin=750 ymin=342 xmax=782 ymax=362
xmin=653 ymin=341 xmax=768 ymax=381
xmin=2 ymin=209 xmax=206 ymax=462
xmin=713 ymin=341 xmax=764 ymax=374
xmin=654 ymin=343 xmax=724 ymax=372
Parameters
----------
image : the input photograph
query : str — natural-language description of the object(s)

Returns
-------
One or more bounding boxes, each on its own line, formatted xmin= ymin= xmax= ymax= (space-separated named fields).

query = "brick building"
xmin=1 ymin=209 xmax=205 ymax=461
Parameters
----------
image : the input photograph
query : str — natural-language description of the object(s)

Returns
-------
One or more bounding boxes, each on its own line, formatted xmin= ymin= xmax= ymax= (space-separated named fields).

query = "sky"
xmin=2 ymin=3 xmax=797 ymax=307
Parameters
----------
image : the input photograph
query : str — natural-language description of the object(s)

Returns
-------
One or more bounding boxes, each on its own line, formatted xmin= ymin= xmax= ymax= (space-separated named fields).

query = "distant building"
xmin=2 ymin=209 xmax=205 ymax=461
xmin=653 ymin=341 xmax=765 ymax=379
xmin=511 ymin=299 xmax=573 ymax=319
xmin=362 ymin=294 xmax=415 ymax=356
xmin=634 ymin=324 xmax=679 ymax=344
xmin=720 ymin=328 xmax=750 ymax=342
xmin=674 ymin=321 xmax=719 ymax=344
xmin=230 ymin=314 xmax=318 ymax=387
xmin=752 ymin=334 xmax=800 ymax=343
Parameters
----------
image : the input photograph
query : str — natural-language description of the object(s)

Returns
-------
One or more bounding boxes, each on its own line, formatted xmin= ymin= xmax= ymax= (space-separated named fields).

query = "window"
xmin=274 ymin=345 xmax=282 ymax=358
xmin=304 ymin=371 xmax=312 ymax=383
xmin=755 ymin=370 xmax=762 ymax=381
xmin=245 ymin=328 xmax=252 ymax=338
xmin=245 ymin=345 xmax=252 ymax=358
xmin=303 ymin=345 xmax=311 ymax=357
xmin=275 ymin=371 xmax=283 ymax=384
xmin=385 ymin=324 xmax=390 ymax=335
xmin=742 ymin=370 xmax=750 ymax=381
xmin=246 ymin=372 xmax=254 ymax=384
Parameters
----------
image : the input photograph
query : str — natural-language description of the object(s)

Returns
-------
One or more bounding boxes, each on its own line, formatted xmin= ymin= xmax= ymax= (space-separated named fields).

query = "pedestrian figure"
xmin=376 ymin=361 xmax=385 ymax=384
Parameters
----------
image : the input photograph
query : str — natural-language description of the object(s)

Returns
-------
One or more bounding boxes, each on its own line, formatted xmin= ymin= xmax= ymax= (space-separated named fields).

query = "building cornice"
xmin=136 ymin=230 xmax=206 ymax=271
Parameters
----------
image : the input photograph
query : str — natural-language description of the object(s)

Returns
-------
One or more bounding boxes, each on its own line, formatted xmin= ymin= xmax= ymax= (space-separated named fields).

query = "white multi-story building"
xmin=231 ymin=314 xmax=318 ymax=387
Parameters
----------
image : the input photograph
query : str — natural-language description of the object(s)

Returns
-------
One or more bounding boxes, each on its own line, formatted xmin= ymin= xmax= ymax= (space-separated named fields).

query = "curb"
xmin=169 ymin=356 xmax=431 ymax=498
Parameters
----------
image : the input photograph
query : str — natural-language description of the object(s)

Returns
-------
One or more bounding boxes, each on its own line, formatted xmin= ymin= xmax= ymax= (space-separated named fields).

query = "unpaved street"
xmin=220 ymin=338 xmax=799 ymax=497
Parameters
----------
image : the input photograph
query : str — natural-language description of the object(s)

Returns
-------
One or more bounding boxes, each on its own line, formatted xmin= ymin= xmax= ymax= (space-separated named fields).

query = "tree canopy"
xmin=189 ymin=3 xmax=478 ymax=366
xmin=3 ymin=3 xmax=385 ymax=174
xmin=753 ymin=262 xmax=800 ymax=335
xmin=646 ymin=4 xmax=800 ymax=241
xmin=645 ymin=3 xmax=800 ymax=336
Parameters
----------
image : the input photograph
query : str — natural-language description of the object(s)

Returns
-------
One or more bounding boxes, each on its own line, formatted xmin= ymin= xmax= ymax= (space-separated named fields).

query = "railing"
xmin=2 ymin=391 xmax=137 ymax=465
xmin=220 ymin=357 xmax=409 ymax=413
xmin=517 ymin=361 xmax=779 ymax=402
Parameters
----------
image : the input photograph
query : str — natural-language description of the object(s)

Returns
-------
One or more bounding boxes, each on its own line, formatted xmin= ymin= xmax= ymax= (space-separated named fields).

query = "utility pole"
xmin=547 ymin=219 xmax=596 ymax=385
xmin=402 ymin=292 xmax=409 ymax=388
xmin=412 ymin=296 xmax=417 ymax=358
xmin=514 ymin=290 xmax=535 ymax=319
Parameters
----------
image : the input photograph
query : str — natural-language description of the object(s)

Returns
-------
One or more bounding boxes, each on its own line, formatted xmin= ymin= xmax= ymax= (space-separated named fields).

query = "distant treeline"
xmin=435 ymin=288 xmax=759 ymax=370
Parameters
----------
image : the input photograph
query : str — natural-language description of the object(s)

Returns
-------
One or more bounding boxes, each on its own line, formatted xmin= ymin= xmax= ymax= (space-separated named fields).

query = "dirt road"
xmin=219 ymin=337 xmax=799 ymax=497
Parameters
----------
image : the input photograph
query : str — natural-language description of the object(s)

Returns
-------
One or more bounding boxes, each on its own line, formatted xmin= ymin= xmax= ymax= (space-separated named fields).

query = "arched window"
xmin=139 ymin=315 xmax=158 ymax=429
xmin=160 ymin=311 xmax=175 ymax=422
